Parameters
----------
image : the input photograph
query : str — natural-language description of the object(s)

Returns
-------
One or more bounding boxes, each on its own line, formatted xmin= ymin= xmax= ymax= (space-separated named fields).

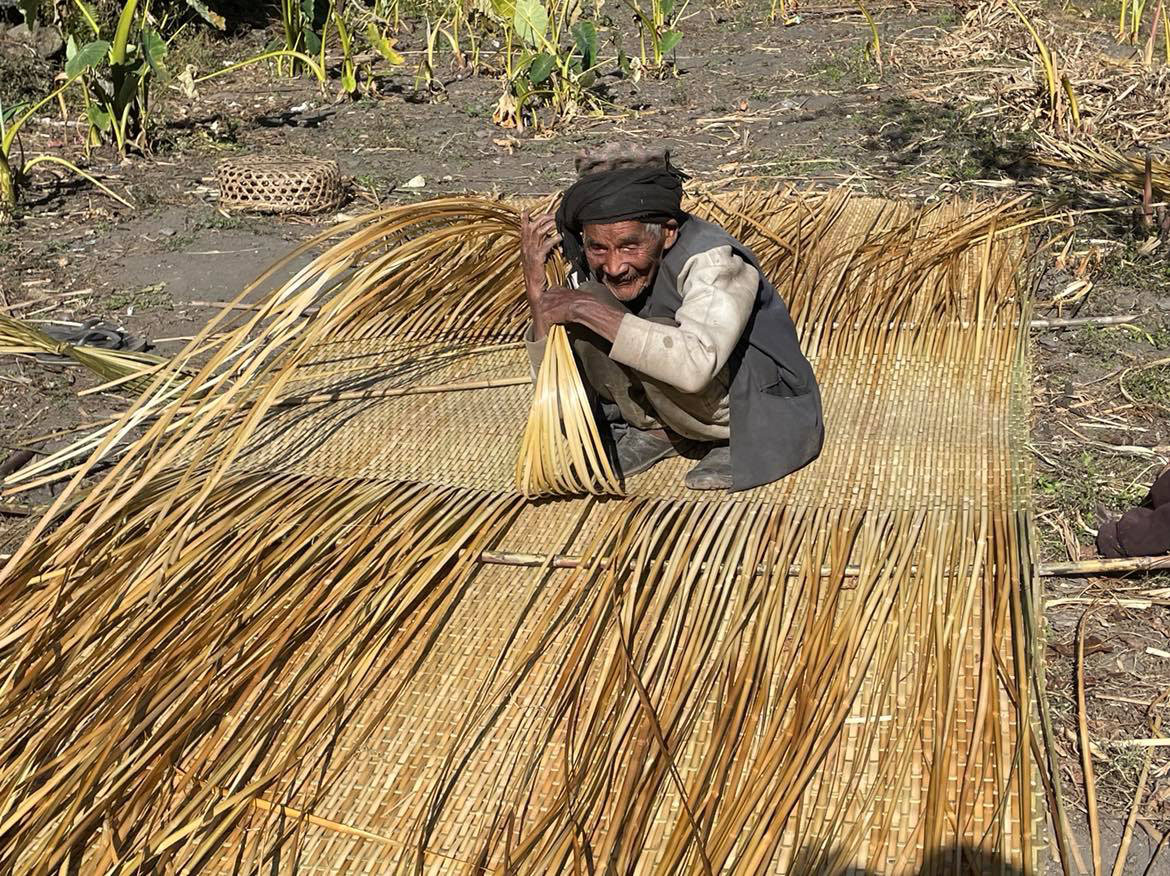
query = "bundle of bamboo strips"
xmin=0 ymin=313 xmax=170 ymax=393
xmin=515 ymin=324 xmax=622 ymax=497
xmin=0 ymin=190 xmax=1056 ymax=874
xmin=1034 ymin=133 xmax=1170 ymax=199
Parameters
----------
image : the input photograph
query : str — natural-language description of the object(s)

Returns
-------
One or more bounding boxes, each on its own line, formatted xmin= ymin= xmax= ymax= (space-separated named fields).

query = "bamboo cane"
xmin=1038 ymin=554 xmax=1170 ymax=576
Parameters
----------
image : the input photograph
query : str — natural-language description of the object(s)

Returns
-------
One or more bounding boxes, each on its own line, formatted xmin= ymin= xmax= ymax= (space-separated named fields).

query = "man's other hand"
xmin=539 ymin=283 xmax=627 ymax=344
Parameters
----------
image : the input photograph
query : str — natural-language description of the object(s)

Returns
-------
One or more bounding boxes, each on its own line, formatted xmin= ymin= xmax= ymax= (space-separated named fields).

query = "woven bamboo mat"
xmin=198 ymin=508 xmax=1037 ymax=875
xmin=238 ymin=339 xmax=1013 ymax=510
xmin=187 ymin=195 xmax=1044 ymax=873
xmin=0 ymin=192 xmax=1045 ymax=875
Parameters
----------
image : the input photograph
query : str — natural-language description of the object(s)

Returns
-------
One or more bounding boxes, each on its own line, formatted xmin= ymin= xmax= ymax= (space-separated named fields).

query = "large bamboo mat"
xmin=0 ymin=191 xmax=1049 ymax=875
xmin=203 ymin=198 xmax=1042 ymax=871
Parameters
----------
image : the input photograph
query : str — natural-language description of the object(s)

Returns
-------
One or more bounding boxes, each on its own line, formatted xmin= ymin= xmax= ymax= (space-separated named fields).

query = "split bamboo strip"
xmin=1039 ymin=554 xmax=1170 ymax=575
xmin=0 ymin=314 xmax=176 ymax=394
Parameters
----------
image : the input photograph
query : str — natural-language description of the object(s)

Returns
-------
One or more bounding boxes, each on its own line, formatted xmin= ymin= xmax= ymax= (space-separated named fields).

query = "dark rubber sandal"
xmin=615 ymin=427 xmax=678 ymax=477
xmin=685 ymin=445 xmax=733 ymax=491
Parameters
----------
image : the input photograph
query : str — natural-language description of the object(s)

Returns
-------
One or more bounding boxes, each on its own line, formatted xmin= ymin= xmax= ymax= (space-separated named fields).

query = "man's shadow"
xmin=792 ymin=843 xmax=1028 ymax=875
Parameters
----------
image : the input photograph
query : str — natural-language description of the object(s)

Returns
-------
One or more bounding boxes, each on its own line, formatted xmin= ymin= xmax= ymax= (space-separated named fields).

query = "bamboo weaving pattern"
xmin=0 ymin=188 xmax=1051 ymax=874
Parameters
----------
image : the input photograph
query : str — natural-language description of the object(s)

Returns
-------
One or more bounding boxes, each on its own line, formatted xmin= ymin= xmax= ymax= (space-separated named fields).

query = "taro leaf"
xmin=528 ymin=51 xmax=555 ymax=85
xmin=142 ymin=27 xmax=170 ymax=83
xmin=658 ymin=0 xmax=675 ymax=19
xmin=512 ymin=0 xmax=548 ymax=48
xmin=115 ymin=64 xmax=143 ymax=111
xmin=65 ymin=39 xmax=110 ymax=78
xmin=659 ymin=29 xmax=682 ymax=54
xmin=86 ymin=103 xmax=113 ymax=133
xmin=184 ymin=0 xmax=226 ymax=30
xmin=571 ymin=20 xmax=598 ymax=69
xmin=365 ymin=23 xmax=404 ymax=65
xmin=2 ymin=102 xmax=29 ymax=125
xmin=300 ymin=0 xmax=315 ymax=24
xmin=302 ymin=27 xmax=322 ymax=54
xmin=490 ymin=0 xmax=516 ymax=23
xmin=617 ymin=45 xmax=632 ymax=76
xmin=579 ymin=69 xmax=596 ymax=88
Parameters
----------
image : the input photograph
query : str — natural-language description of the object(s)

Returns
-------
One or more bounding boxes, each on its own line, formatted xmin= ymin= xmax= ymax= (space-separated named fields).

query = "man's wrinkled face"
xmin=583 ymin=220 xmax=677 ymax=301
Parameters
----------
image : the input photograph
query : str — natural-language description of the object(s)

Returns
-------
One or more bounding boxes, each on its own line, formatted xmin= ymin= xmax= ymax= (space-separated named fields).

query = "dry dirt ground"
xmin=2 ymin=0 xmax=1170 ymax=871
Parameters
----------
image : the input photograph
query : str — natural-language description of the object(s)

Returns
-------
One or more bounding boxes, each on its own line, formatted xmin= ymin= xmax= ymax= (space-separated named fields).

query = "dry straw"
xmin=0 ymin=189 xmax=1061 ymax=874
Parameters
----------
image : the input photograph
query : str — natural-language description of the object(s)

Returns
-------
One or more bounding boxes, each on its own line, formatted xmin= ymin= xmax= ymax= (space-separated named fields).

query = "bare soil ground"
xmin=2 ymin=0 xmax=1170 ymax=870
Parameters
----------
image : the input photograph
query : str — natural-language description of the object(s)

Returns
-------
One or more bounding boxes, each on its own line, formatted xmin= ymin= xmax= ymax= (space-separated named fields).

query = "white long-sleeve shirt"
xmin=526 ymin=245 xmax=759 ymax=395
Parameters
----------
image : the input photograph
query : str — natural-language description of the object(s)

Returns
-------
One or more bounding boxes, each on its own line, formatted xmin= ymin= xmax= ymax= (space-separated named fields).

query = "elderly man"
xmin=520 ymin=146 xmax=823 ymax=491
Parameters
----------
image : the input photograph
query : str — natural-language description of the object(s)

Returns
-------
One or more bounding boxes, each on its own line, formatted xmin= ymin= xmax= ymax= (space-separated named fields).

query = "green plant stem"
xmin=0 ymin=152 xmax=14 ymax=218
xmin=72 ymin=0 xmax=101 ymax=35
xmin=21 ymin=154 xmax=136 ymax=210
xmin=111 ymin=0 xmax=141 ymax=66
xmin=2 ymin=74 xmax=85 ymax=157
xmin=194 ymin=50 xmax=326 ymax=85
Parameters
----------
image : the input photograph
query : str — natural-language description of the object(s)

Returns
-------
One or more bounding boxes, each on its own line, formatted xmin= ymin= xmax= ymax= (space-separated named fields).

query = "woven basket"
xmin=216 ymin=157 xmax=345 ymax=215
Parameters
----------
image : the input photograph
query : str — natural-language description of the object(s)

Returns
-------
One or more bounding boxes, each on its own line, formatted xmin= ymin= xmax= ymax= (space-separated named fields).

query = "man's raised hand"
xmin=519 ymin=210 xmax=561 ymax=303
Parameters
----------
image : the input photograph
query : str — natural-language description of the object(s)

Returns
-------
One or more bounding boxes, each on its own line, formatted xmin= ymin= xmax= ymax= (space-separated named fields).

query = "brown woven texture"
xmin=216 ymin=156 xmax=344 ymax=214
xmin=0 ymin=190 xmax=1051 ymax=875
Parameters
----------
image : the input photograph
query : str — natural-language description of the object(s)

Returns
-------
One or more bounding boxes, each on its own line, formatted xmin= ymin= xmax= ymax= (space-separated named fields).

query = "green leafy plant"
xmin=1004 ymin=0 xmax=1079 ymax=133
xmin=1118 ymin=0 xmax=1170 ymax=64
xmin=66 ymin=1 xmax=325 ymax=152
xmin=316 ymin=2 xmax=406 ymax=98
xmin=279 ymin=0 xmax=332 ymax=75
xmin=491 ymin=0 xmax=604 ymax=129
xmin=322 ymin=2 xmax=358 ymax=95
xmin=856 ymin=0 xmax=881 ymax=72
xmin=412 ymin=0 xmax=488 ymax=95
xmin=0 ymin=76 xmax=134 ymax=224
xmin=620 ymin=0 xmax=683 ymax=72
xmin=63 ymin=0 xmax=229 ymax=152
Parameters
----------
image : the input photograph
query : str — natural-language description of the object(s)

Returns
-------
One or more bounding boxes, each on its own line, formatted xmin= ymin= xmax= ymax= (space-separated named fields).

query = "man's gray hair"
xmin=575 ymin=144 xmax=673 ymax=177
xmin=643 ymin=222 xmax=664 ymax=240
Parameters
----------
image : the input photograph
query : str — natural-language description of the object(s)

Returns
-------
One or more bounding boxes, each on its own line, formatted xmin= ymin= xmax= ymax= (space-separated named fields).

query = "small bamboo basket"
xmin=216 ymin=157 xmax=345 ymax=215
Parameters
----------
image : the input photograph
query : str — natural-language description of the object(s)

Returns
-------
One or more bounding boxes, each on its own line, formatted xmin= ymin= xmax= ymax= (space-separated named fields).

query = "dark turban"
xmin=555 ymin=165 xmax=687 ymax=272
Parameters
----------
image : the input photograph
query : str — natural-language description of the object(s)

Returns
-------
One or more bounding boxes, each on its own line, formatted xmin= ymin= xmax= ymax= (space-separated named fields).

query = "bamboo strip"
xmin=1029 ymin=314 xmax=1139 ymax=329
xmin=274 ymin=376 xmax=531 ymax=406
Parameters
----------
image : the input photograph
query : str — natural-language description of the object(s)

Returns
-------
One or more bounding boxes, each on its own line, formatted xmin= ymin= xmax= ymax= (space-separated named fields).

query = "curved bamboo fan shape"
xmin=515 ymin=324 xmax=623 ymax=498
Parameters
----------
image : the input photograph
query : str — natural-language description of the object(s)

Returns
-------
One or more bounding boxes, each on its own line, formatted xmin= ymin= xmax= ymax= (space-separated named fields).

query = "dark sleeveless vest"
xmin=635 ymin=216 xmax=824 ymax=490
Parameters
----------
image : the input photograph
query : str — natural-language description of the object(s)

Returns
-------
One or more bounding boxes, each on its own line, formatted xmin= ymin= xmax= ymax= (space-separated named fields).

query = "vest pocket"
xmin=746 ymin=346 xmax=809 ymax=398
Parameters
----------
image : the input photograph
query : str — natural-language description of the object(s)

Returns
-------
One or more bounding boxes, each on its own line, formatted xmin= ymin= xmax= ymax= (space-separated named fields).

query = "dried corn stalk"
xmin=515 ymin=324 xmax=622 ymax=497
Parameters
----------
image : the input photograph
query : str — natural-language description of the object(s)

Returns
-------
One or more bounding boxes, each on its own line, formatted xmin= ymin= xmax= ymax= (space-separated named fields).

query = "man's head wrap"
xmin=555 ymin=145 xmax=688 ymax=273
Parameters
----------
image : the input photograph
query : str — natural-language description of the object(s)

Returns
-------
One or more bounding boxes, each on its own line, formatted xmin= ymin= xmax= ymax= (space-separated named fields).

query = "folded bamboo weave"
xmin=0 ymin=188 xmax=1054 ymax=874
